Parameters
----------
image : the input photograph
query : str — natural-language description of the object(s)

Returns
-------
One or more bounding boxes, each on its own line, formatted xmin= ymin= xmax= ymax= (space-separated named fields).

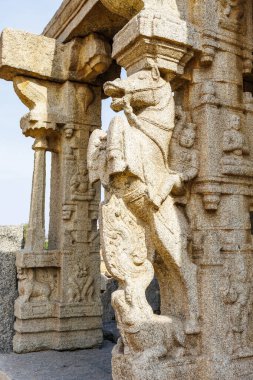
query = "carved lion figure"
xmin=17 ymin=268 xmax=52 ymax=303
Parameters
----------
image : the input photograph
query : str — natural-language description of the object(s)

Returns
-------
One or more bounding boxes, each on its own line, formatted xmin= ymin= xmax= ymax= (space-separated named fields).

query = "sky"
xmin=0 ymin=1 xmax=115 ymax=227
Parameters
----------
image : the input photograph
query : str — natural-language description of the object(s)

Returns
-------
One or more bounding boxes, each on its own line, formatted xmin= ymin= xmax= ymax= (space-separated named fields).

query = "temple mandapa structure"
xmin=1 ymin=0 xmax=253 ymax=378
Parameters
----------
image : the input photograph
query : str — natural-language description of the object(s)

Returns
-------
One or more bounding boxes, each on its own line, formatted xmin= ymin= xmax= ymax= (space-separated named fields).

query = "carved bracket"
xmin=0 ymin=29 xmax=112 ymax=83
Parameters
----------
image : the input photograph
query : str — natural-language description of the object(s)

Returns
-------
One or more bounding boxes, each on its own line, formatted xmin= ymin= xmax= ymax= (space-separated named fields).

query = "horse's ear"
xmin=151 ymin=65 xmax=160 ymax=81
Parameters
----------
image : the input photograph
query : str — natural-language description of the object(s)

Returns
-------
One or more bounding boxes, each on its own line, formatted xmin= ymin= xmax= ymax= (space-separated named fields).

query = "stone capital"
xmin=112 ymin=8 xmax=200 ymax=78
xmin=13 ymin=76 xmax=99 ymax=137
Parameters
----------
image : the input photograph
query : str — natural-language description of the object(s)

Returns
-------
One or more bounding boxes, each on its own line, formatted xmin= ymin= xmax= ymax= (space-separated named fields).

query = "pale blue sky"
xmin=0 ymin=0 xmax=114 ymax=226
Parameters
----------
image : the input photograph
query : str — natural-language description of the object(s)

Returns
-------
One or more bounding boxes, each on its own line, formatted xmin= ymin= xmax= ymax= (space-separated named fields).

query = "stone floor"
xmin=0 ymin=341 xmax=114 ymax=380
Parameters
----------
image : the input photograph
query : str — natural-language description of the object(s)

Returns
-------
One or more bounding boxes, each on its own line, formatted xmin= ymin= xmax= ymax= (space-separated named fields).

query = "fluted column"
xmin=25 ymin=136 xmax=48 ymax=252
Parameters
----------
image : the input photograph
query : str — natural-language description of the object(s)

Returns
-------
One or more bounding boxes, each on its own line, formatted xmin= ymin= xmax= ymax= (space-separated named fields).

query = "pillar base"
xmin=112 ymin=351 xmax=253 ymax=380
xmin=13 ymin=317 xmax=103 ymax=353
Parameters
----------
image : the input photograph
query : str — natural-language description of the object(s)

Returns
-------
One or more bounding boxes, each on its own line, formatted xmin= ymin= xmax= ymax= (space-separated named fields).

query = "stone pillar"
xmin=87 ymin=0 xmax=253 ymax=379
xmin=25 ymin=136 xmax=48 ymax=252
xmin=0 ymin=29 xmax=112 ymax=353
xmin=12 ymin=81 xmax=104 ymax=353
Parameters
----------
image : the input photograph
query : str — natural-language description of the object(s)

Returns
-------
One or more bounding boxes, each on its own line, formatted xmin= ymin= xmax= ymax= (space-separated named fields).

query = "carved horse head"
xmin=104 ymin=65 xmax=175 ymax=163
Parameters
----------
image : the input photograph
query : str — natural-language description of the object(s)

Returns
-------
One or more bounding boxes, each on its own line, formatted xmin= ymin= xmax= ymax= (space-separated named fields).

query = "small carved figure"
xmin=221 ymin=114 xmax=253 ymax=176
xmin=64 ymin=125 xmax=75 ymax=139
xmin=171 ymin=122 xmax=199 ymax=182
xmin=67 ymin=263 xmax=94 ymax=303
xmin=70 ymin=163 xmax=89 ymax=196
xmin=222 ymin=256 xmax=251 ymax=353
xmin=222 ymin=0 xmax=245 ymax=21
xmin=17 ymin=268 xmax=52 ymax=303
xmin=200 ymin=81 xmax=217 ymax=104
xmin=223 ymin=115 xmax=249 ymax=157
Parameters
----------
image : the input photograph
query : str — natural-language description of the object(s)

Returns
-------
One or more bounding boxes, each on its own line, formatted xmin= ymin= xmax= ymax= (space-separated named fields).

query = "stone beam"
xmin=43 ymin=0 xmax=127 ymax=43
xmin=0 ymin=28 xmax=112 ymax=83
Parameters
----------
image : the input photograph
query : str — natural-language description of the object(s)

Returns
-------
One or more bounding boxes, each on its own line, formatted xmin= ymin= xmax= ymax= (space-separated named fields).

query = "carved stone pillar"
xmin=88 ymin=0 xmax=253 ymax=379
xmin=0 ymin=29 xmax=112 ymax=353
xmin=87 ymin=2 xmax=201 ymax=379
xmin=25 ymin=136 xmax=48 ymax=252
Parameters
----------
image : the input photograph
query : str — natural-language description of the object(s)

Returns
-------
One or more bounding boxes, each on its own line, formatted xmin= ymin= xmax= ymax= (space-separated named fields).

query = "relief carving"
xmin=219 ymin=0 xmax=246 ymax=32
xmin=221 ymin=0 xmax=245 ymax=21
xmin=200 ymin=81 xmax=218 ymax=105
xmin=101 ymin=195 xmax=186 ymax=363
xmin=220 ymin=114 xmax=253 ymax=177
xmin=66 ymin=263 xmax=95 ymax=303
xmin=70 ymin=162 xmax=95 ymax=201
xmin=62 ymin=205 xmax=75 ymax=221
xmin=17 ymin=268 xmax=54 ymax=303
xmin=222 ymin=255 xmax=251 ymax=354
xmin=170 ymin=109 xmax=199 ymax=183
xmin=88 ymin=65 xmax=200 ymax=372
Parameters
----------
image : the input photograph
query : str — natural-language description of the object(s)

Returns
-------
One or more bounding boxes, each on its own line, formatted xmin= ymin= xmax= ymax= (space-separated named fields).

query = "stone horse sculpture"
xmin=88 ymin=65 xmax=199 ymax=348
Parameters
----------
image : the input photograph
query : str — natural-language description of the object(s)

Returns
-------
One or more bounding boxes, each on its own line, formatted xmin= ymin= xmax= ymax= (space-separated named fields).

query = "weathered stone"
xmin=0 ymin=29 xmax=112 ymax=83
xmin=112 ymin=8 xmax=198 ymax=77
xmin=0 ymin=226 xmax=23 ymax=353
xmin=0 ymin=28 xmax=111 ymax=353
xmin=12 ymin=77 xmax=103 ymax=353
xmin=1 ymin=0 xmax=253 ymax=378
xmin=88 ymin=65 xmax=200 ymax=379
xmin=86 ymin=0 xmax=253 ymax=377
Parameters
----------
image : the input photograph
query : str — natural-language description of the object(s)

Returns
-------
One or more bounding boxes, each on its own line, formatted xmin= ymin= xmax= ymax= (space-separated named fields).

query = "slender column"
xmin=25 ymin=136 xmax=48 ymax=252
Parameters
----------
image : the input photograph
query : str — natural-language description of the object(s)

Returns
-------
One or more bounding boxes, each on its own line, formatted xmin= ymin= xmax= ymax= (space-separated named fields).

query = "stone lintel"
xmin=0 ymin=28 xmax=112 ymax=83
